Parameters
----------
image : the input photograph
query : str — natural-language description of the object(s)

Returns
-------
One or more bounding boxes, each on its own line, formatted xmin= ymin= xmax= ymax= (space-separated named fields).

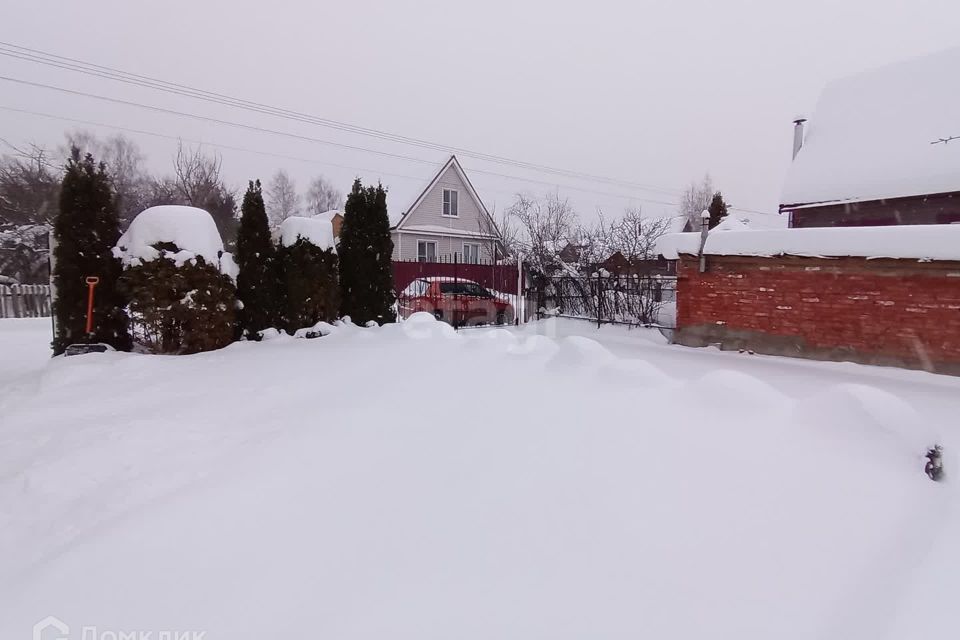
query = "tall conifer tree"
xmin=52 ymin=148 xmax=130 ymax=354
xmin=707 ymin=192 xmax=729 ymax=229
xmin=236 ymin=180 xmax=279 ymax=335
xmin=338 ymin=179 xmax=395 ymax=324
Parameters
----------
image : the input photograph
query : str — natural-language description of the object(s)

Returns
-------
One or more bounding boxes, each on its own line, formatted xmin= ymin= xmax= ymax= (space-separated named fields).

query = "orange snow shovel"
xmin=64 ymin=275 xmax=114 ymax=357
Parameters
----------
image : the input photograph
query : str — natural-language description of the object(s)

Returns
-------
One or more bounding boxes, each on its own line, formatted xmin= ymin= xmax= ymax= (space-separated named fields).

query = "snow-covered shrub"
xmin=0 ymin=224 xmax=50 ymax=284
xmin=277 ymin=216 xmax=339 ymax=332
xmin=115 ymin=205 xmax=237 ymax=354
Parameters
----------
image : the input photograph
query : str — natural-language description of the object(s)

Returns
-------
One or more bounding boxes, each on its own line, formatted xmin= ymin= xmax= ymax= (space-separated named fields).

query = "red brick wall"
xmin=675 ymin=255 xmax=960 ymax=373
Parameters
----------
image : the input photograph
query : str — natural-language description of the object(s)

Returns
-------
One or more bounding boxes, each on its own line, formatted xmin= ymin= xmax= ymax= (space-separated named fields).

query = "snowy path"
xmin=1 ymin=317 xmax=958 ymax=639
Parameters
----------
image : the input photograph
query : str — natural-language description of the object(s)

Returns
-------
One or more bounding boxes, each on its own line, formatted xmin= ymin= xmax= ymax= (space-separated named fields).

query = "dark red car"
xmin=399 ymin=277 xmax=514 ymax=326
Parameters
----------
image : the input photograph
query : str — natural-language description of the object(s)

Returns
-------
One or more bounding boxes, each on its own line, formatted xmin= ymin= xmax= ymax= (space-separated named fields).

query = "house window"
xmin=463 ymin=242 xmax=480 ymax=264
xmin=442 ymin=189 xmax=459 ymax=217
xmin=417 ymin=240 xmax=437 ymax=263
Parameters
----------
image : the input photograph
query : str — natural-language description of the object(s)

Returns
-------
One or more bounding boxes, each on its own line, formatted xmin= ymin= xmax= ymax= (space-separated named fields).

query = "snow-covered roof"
xmin=278 ymin=216 xmax=336 ymax=252
xmin=781 ymin=47 xmax=960 ymax=207
xmin=712 ymin=212 xmax=788 ymax=232
xmin=657 ymin=224 xmax=960 ymax=261
xmin=311 ymin=209 xmax=343 ymax=223
xmin=114 ymin=206 xmax=225 ymax=267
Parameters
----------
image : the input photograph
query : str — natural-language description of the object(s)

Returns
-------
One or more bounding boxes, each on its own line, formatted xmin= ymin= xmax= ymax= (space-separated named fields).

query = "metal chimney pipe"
xmin=792 ymin=117 xmax=807 ymax=160
xmin=698 ymin=209 xmax=710 ymax=273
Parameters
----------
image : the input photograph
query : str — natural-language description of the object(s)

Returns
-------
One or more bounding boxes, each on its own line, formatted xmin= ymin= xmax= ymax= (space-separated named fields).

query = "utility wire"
xmin=0 ymin=104 xmax=669 ymax=207
xmin=0 ymin=76 xmax=774 ymax=215
xmin=0 ymin=41 xmax=688 ymax=198
xmin=0 ymin=41 xmax=781 ymax=214
xmin=0 ymin=42 xmax=777 ymax=215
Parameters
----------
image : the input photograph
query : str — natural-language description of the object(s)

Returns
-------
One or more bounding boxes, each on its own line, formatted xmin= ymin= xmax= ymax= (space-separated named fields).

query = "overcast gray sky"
xmin=1 ymin=0 xmax=958 ymax=221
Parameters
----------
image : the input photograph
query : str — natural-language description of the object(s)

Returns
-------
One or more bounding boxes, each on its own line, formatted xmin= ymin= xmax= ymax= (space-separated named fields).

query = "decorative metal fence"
xmin=0 ymin=284 xmax=52 ymax=318
xmin=533 ymin=273 xmax=676 ymax=328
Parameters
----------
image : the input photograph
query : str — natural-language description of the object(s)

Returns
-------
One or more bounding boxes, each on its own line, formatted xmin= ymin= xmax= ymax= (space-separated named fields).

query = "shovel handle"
xmin=85 ymin=276 xmax=100 ymax=335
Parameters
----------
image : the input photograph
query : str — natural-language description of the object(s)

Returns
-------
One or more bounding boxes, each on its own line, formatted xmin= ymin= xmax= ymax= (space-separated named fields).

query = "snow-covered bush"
xmin=115 ymin=206 xmax=238 ymax=354
xmin=277 ymin=216 xmax=339 ymax=332
xmin=0 ymin=224 xmax=49 ymax=284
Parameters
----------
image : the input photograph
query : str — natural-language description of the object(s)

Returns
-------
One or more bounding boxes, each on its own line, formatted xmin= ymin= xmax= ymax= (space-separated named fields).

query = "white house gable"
xmin=391 ymin=156 xmax=501 ymax=262
xmin=401 ymin=162 xmax=485 ymax=232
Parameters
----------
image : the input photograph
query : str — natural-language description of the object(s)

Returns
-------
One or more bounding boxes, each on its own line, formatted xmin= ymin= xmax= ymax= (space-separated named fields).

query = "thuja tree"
xmin=236 ymin=180 xmax=280 ymax=336
xmin=707 ymin=192 xmax=729 ymax=230
xmin=123 ymin=254 xmax=236 ymax=354
xmin=52 ymin=148 xmax=131 ymax=354
xmin=279 ymin=238 xmax=340 ymax=332
xmin=338 ymin=179 xmax=395 ymax=324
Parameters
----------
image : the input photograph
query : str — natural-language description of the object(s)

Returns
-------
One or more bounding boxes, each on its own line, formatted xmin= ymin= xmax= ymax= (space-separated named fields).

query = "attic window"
xmin=442 ymin=189 xmax=459 ymax=217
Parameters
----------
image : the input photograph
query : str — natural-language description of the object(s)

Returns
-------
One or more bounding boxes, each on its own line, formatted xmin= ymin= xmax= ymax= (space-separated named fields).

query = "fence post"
xmin=596 ymin=271 xmax=602 ymax=329
xmin=517 ymin=253 xmax=523 ymax=324
xmin=453 ymin=252 xmax=459 ymax=330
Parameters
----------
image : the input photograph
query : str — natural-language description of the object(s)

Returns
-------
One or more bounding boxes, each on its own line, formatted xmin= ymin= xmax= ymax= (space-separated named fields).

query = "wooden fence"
xmin=0 ymin=284 xmax=52 ymax=318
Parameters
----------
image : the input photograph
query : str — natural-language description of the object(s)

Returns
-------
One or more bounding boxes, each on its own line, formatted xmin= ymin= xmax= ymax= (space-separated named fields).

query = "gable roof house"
xmin=388 ymin=155 xmax=503 ymax=264
xmin=781 ymin=47 xmax=960 ymax=228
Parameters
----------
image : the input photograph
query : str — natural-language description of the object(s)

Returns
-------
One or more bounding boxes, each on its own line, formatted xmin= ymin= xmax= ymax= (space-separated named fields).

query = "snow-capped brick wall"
xmin=674 ymin=255 xmax=960 ymax=374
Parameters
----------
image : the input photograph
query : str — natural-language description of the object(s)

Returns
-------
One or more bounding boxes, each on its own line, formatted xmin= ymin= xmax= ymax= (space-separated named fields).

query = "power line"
xmin=0 ymin=75 xmax=774 ymax=215
xmin=0 ymin=41 xmax=688 ymax=198
xmin=0 ymin=42 xmax=776 ymax=215
xmin=0 ymin=103 xmax=668 ymax=207
xmin=0 ymin=75 xmax=447 ymax=166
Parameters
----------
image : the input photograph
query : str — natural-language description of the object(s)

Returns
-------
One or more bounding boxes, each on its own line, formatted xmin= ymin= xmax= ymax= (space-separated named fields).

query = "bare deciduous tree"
xmin=680 ymin=174 xmax=713 ymax=231
xmin=474 ymin=203 xmax=519 ymax=262
xmin=173 ymin=142 xmax=223 ymax=208
xmin=266 ymin=169 xmax=300 ymax=225
xmin=609 ymin=208 xmax=673 ymax=263
xmin=304 ymin=176 xmax=343 ymax=215
xmin=506 ymin=191 xmax=578 ymax=276
xmin=0 ymin=139 xmax=60 ymax=226
xmin=141 ymin=142 xmax=238 ymax=245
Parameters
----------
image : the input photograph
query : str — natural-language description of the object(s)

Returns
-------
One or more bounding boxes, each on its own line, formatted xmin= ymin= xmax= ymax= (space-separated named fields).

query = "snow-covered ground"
xmin=2 ymin=316 xmax=959 ymax=639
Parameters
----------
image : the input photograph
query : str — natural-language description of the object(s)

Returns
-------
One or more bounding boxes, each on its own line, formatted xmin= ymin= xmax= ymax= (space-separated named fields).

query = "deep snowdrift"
xmin=1 ymin=317 xmax=958 ymax=639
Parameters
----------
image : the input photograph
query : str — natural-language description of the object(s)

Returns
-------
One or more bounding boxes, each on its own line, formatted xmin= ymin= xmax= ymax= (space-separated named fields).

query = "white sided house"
xmin=390 ymin=155 xmax=503 ymax=263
